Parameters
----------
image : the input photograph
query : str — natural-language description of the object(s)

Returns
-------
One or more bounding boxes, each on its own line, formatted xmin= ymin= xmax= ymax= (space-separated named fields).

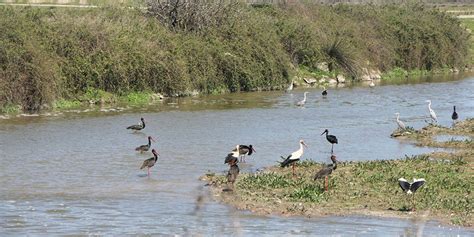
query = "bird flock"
xmin=126 ymin=89 xmax=459 ymax=211
xmin=395 ymin=100 xmax=459 ymax=130
xmin=125 ymin=117 xmax=161 ymax=177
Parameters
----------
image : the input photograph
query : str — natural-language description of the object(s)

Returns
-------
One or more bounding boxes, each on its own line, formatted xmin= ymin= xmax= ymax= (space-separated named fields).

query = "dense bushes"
xmin=0 ymin=2 xmax=470 ymax=112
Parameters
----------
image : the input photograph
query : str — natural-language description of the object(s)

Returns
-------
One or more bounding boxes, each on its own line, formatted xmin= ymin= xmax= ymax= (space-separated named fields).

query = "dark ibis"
xmin=398 ymin=178 xmax=425 ymax=211
xmin=135 ymin=136 xmax=156 ymax=153
xmin=280 ymin=140 xmax=308 ymax=177
xmin=224 ymin=158 xmax=240 ymax=191
xmin=140 ymin=149 xmax=159 ymax=177
xmin=233 ymin=145 xmax=256 ymax=163
xmin=127 ymin=117 xmax=145 ymax=131
xmin=452 ymin=106 xmax=458 ymax=125
xmin=322 ymin=86 xmax=327 ymax=96
xmin=314 ymin=155 xmax=337 ymax=192
xmin=321 ymin=129 xmax=338 ymax=154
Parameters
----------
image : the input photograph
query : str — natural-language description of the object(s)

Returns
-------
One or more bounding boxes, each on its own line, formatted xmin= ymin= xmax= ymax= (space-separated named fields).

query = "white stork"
xmin=280 ymin=140 xmax=308 ymax=177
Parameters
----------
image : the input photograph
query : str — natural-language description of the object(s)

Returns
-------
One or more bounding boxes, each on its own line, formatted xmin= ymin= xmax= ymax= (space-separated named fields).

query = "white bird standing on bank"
xmin=280 ymin=140 xmax=308 ymax=177
xmin=395 ymin=112 xmax=406 ymax=130
xmin=296 ymin=92 xmax=309 ymax=107
xmin=426 ymin=100 xmax=438 ymax=123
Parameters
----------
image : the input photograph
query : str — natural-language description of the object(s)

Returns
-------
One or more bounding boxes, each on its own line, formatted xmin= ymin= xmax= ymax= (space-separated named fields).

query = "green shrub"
xmin=0 ymin=2 xmax=469 ymax=111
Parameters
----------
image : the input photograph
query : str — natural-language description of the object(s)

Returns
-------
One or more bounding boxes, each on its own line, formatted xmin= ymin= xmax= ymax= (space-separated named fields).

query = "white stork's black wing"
xmin=398 ymin=178 xmax=411 ymax=193
xmin=410 ymin=178 xmax=425 ymax=193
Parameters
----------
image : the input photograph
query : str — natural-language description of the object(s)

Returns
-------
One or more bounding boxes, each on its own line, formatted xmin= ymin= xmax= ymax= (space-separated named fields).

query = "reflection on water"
xmin=1 ymin=74 xmax=474 ymax=235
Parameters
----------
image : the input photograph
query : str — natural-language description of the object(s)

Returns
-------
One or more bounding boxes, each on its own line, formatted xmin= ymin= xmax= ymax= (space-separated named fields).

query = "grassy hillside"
xmin=0 ymin=2 xmax=470 ymax=112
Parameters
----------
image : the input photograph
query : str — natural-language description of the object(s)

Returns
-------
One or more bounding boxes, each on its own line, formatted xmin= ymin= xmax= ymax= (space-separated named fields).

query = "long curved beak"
xmin=151 ymin=137 xmax=156 ymax=142
xmin=303 ymin=142 xmax=308 ymax=148
xmin=252 ymin=148 xmax=256 ymax=153
xmin=320 ymin=131 xmax=325 ymax=136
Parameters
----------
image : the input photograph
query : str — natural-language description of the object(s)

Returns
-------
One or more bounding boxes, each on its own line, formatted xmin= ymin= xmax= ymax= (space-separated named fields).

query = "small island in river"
xmin=202 ymin=119 xmax=474 ymax=227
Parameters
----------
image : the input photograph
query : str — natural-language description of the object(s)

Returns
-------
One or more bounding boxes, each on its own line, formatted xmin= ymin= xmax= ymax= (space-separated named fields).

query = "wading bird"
xmin=398 ymin=178 xmax=426 ymax=211
xmin=395 ymin=113 xmax=406 ymax=130
xmin=296 ymin=92 xmax=309 ymax=107
xmin=280 ymin=140 xmax=308 ymax=177
xmin=314 ymin=155 xmax=338 ymax=192
xmin=286 ymin=81 xmax=294 ymax=93
xmin=369 ymin=80 xmax=375 ymax=88
xmin=127 ymin=117 xmax=146 ymax=131
xmin=452 ymin=106 xmax=458 ymax=125
xmin=322 ymin=86 xmax=328 ymax=96
xmin=232 ymin=145 xmax=256 ymax=163
xmin=224 ymin=158 xmax=240 ymax=192
xmin=321 ymin=129 xmax=338 ymax=154
xmin=225 ymin=145 xmax=240 ymax=165
xmin=425 ymin=100 xmax=437 ymax=123
xmin=140 ymin=149 xmax=159 ymax=177
xmin=135 ymin=136 xmax=156 ymax=153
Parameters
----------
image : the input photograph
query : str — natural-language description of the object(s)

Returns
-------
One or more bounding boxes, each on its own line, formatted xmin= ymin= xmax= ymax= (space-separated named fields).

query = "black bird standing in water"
xmin=140 ymin=149 xmax=159 ymax=177
xmin=127 ymin=117 xmax=146 ymax=131
xmin=321 ymin=129 xmax=338 ymax=154
xmin=135 ymin=136 xmax=156 ymax=153
xmin=452 ymin=106 xmax=458 ymax=126
xmin=314 ymin=155 xmax=338 ymax=192
xmin=322 ymin=86 xmax=328 ymax=96
xmin=398 ymin=178 xmax=426 ymax=211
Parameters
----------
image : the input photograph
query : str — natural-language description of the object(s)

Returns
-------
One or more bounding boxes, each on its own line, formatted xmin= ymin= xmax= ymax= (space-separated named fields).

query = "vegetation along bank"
xmin=0 ymin=1 xmax=471 ymax=113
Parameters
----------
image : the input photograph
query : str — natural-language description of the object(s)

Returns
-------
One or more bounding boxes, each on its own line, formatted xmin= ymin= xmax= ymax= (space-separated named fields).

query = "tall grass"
xmin=0 ymin=2 xmax=469 ymax=112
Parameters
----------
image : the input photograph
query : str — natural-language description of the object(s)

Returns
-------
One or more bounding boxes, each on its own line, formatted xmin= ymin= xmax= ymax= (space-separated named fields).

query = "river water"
xmin=1 ymin=74 xmax=473 ymax=235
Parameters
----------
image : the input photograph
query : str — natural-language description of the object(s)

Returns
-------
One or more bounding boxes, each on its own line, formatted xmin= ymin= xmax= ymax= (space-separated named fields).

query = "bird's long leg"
xmin=325 ymin=176 xmax=328 ymax=192
xmin=331 ymin=144 xmax=334 ymax=154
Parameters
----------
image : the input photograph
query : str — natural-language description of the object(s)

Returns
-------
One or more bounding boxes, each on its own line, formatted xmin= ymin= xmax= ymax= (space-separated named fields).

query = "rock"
xmin=150 ymin=93 xmax=164 ymax=100
xmin=336 ymin=74 xmax=346 ymax=83
xmin=362 ymin=67 xmax=369 ymax=75
xmin=318 ymin=78 xmax=327 ymax=84
xmin=316 ymin=62 xmax=329 ymax=72
xmin=328 ymin=78 xmax=337 ymax=85
xmin=452 ymin=67 xmax=459 ymax=74
xmin=361 ymin=74 xmax=371 ymax=81
xmin=41 ymin=103 xmax=51 ymax=110
xmin=370 ymin=69 xmax=381 ymax=80
xmin=303 ymin=78 xmax=317 ymax=85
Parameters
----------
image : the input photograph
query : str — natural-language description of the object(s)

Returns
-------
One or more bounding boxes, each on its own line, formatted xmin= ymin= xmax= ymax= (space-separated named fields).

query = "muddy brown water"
xmin=1 ymin=73 xmax=473 ymax=235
